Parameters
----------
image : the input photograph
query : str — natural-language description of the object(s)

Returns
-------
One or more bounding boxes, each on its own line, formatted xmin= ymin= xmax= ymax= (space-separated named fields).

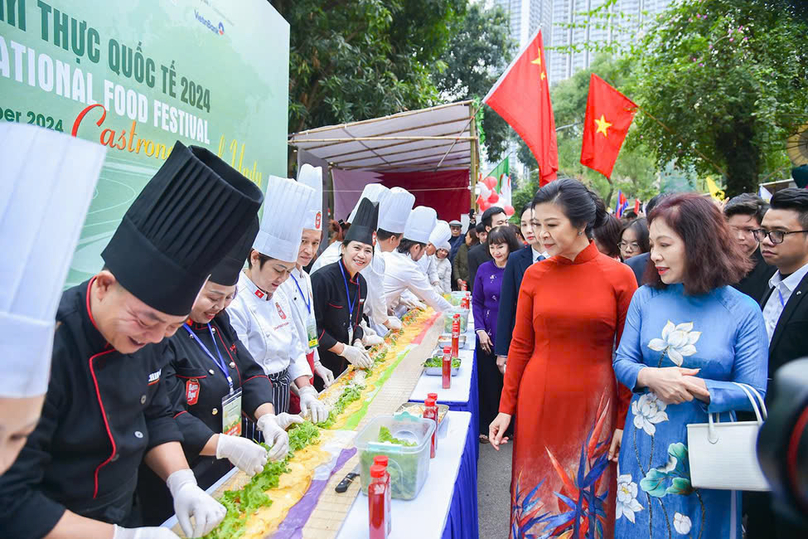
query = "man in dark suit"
xmin=746 ymin=187 xmax=808 ymax=539
xmin=467 ymin=206 xmax=508 ymax=293
xmin=494 ymin=203 xmax=544 ymax=371
xmin=723 ymin=193 xmax=777 ymax=302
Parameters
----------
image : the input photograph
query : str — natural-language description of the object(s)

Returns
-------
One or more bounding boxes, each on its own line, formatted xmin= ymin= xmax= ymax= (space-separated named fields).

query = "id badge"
xmin=306 ymin=313 xmax=319 ymax=349
xmin=222 ymin=388 xmax=242 ymax=436
xmin=347 ymin=325 xmax=354 ymax=345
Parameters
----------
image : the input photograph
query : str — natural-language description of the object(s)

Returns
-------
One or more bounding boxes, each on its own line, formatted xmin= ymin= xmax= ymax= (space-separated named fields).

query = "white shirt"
xmin=310 ymin=241 xmax=341 ymax=274
xmin=278 ymin=266 xmax=321 ymax=363
xmin=382 ymin=251 xmax=452 ymax=312
xmin=532 ymin=247 xmax=543 ymax=263
xmin=360 ymin=243 xmax=389 ymax=325
xmin=761 ymin=261 xmax=808 ymax=342
xmin=228 ymin=272 xmax=312 ymax=379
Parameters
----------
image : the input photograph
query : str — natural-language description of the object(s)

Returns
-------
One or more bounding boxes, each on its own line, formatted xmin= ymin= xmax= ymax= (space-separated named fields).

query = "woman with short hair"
xmin=472 ymin=225 xmax=521 ymax=442
xmin=620 ymin=218 xmax=650 ymax=261
xmin=613 ymin=194 xmax=767 ymax=539
xmin=595 ymin=213 xmax=623 ymax=259
xmin=489 ymin=178 xmax=637 ymax=538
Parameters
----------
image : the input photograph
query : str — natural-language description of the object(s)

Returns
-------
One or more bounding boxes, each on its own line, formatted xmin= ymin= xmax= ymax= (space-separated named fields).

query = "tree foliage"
xmin=626 ymin=0 xmax=808 ymax=197
xmin=272 ymin=0 xmax=465 ymax=134
xmin=433 ymin=3 xmax=515 ymax=161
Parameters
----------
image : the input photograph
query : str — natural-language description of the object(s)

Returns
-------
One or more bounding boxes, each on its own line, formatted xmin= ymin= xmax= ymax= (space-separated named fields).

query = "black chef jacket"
xmin=0 ymin=279 xmax=182 ymax=538
xmin=311 ymin=259 xmax=367 ymax=379
xmin=136 ymin=309 xmax=272 ymax=525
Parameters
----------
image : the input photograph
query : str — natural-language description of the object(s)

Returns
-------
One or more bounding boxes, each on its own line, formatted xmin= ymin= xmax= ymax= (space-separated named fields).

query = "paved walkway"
xmin=477 ymin=440 xmax=513 ymax=538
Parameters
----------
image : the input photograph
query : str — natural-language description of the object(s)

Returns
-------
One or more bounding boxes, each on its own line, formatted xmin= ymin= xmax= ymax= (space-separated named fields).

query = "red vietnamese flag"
xmin=580 ymin=74 xmax=637 ymax=178
xmin=484 ymin=31 xmax=557 ymax=186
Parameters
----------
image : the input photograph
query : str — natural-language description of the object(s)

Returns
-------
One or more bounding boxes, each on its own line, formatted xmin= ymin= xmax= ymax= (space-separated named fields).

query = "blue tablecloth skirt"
xmin=440 ymin=404 xmax=479 ymax=539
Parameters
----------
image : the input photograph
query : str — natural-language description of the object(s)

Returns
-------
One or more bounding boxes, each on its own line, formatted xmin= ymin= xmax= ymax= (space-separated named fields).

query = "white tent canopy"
xmin=288 ymin=101 xmax=479 ymax=173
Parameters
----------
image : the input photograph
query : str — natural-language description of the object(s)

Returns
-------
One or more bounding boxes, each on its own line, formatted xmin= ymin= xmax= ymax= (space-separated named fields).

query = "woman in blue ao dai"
xmin=613 ymin=194 xmax=769 ymax=539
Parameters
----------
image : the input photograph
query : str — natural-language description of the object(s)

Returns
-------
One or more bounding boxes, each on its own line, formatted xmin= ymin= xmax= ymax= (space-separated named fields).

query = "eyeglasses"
xmin=752 ymin=229 xmax=808 ymax=245
xmin=619 ymin=241 xmax=641 ymax=251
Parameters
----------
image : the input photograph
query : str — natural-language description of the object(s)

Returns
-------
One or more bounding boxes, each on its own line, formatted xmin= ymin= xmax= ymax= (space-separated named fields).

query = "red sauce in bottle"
xmin=373 ymin=456 xmax=392 ymax=534
xmin=424 ymin=395 xmax=439 ymax=458
xmin=368 ymin=464 xmax=389 ymax=538
xmin=442 ymin=345 xmax=452 ymax=389
xmin=451 ymin=314 xmax=460 ymax=358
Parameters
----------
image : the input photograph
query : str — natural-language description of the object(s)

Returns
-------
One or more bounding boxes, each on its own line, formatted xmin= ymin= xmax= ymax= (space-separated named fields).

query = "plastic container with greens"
xmin=442 ymin=308 xmax=469 ymax=333
xmin=355 ymin=412 xmax=435 ymax=500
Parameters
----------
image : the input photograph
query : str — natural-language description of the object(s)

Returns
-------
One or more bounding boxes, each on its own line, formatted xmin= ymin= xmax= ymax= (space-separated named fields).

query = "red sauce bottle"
xmin=451 ymin=314 xmax=460 ymax=358
xmin=442 ymin=345 xmax=452 ymax=389
xmin=368 ymin=464 xmax=389 ymax=538
xmin=424 ymin=395 xmax=439 ymax=458
xmin=373 ymin=456 xmax=392 ymax=534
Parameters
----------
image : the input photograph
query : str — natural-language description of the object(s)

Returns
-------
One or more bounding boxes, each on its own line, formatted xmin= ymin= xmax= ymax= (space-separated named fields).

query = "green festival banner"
xmin=0 ymin=0 xmax=290 ymax=286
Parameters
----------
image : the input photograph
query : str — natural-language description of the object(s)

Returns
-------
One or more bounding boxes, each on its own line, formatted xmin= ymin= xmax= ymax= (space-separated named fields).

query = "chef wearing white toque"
xmin=421 ymin=219 xmax=452 ymax=284
xmin=0 ymin=125 xmax=104 ymax=477
xmin=311 ymin=183 xmax=388 ymax=273
xmin=228 ymin=176 xmax=329 ymax=423
xmin=362 ymin=186 xmax=415 ymax=333
xmin=277 ymin=165 xmax=336 ymax=390
xmin=383 ymin=207 xmax=453 ymax=312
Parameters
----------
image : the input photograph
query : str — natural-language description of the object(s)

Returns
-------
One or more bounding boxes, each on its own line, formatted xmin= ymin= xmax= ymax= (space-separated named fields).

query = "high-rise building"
xmin=549 ymin=0 xmax=671 ymax=84
xmin=494 ymin=0 xmax=553 ymax=49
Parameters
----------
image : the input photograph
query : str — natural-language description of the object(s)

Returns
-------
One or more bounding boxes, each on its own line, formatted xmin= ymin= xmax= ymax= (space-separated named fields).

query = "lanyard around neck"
xmin=338 ymin=261 xmax=356 ymax=322
xmin=289 ymin=272 xmax=311 ymax=314
xmin=183 ymin=323 xmax=233 ymax=392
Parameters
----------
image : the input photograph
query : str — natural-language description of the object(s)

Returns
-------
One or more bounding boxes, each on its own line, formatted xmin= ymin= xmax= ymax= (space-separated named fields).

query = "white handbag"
xmin=687 ymin=382 xmax=771 ymax=491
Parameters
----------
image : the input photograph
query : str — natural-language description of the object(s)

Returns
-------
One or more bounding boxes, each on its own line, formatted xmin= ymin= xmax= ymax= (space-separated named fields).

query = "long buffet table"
xmin=162 ymin=310 xmax=481 ymax=539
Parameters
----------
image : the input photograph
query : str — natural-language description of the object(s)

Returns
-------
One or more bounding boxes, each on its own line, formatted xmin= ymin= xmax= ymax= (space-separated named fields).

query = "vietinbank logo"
xmin=194 ymin=10 xmax=224 ymax=36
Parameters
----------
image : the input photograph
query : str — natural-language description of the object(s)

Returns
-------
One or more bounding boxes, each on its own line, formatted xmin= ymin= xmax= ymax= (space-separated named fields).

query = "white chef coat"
xmin=310 ymin=241 xmax=341 ymax=274
xmin=762 ymin=260 xmax=808 ymax=342
xmin=416 ymin=252 xmax=430 ymax=276
xmin=360 ymin=243 xmax=389 ymax=326
xmin=228 ymin=271 xmax=312 ymax=380
xmin=426 ymin=254 xmax=440 ymax=285
xmin=383 ymin=251 xmax=452 ymax=312
xmin=434 ymin=257 xmax=452 ymax=294
xmin=278 ymin=266 xmax=321 ymax=363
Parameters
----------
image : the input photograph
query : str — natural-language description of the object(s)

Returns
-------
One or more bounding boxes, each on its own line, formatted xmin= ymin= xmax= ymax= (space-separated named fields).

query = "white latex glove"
xmin=273 ymin=412 xmax=305 ymax=430
xmin=215 ymin=434 xmax=267 ymax=476
xmin=405 ymin=298 xmax=426 ymax=310
xmin=256 ymin=414 xmax=297 ymax=460
xmin=167 ymin=469 xmax=226 ymax=538
xmin=385 ymin=316 xmax=402 ymax=330
xmin=362 ymin=332 xmax=384 ymax=347
xmin=314 ymin=361 xmax=335 ymax=387
xmin=113 ymin=525 xmax=180 ymax=539
xmin=298 ymin=385 xmax=330 ymax=424
xmin=360 ymin=320 xmax=377 ymax=337
xmin=339 ymin=343 xmax=373 ymax=369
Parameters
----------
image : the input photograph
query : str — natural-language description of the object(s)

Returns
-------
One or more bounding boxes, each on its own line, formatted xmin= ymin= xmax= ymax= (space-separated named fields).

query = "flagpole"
xmin=633 ymin=103 xmax=727 ymax=177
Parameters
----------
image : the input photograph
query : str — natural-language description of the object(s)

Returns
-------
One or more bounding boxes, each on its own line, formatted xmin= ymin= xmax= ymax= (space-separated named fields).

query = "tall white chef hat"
xmin=403 ymin=206 xmax=438 ymax=244
xmin=428 ymin=220 xmax=452 ymax=247
xmin=298 ymin=164 xmax=323 ymax=232
xmin=0 ymin=124 xmax=106 ymax=398
xmin=253 ymin=175 xmax=316 ymax=263
xmin=348 ymin=183 xmax=389 ymax=224
xmin=379 ymin=187 xmax=415 ymax=234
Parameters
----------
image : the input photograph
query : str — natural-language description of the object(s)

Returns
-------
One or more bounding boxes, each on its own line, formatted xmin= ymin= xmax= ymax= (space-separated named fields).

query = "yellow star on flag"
xmin=531 ymin=47 xmax=542 ymax=66
xmin=541 ymin=71 xmax=546 ymax=81
xmin=595 ymin=115 xmax=612 ymax=137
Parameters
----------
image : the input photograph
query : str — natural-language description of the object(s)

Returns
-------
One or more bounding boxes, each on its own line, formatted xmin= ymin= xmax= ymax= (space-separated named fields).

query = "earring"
xmin=578 ymin=231 xmax=583 ymax=236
